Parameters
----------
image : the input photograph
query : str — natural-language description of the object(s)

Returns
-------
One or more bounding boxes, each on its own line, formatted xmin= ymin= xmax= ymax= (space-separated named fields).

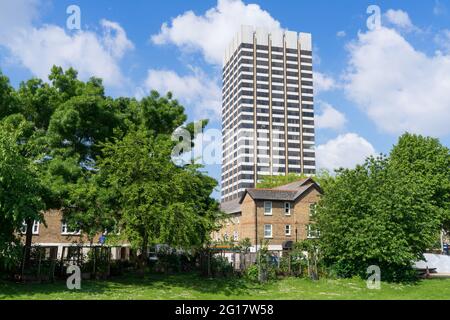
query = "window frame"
xmin=285 ymin=224 xmax=292 ymax=236
xmin=264 ymin=224 xmax=273 ymax=238
xmin=307 ymin=224 xmax=320 ymax=239
xmin=264 ymin=201 xmax=273 ymax=215
xmin=21 ymin=221 xmax=40 ymax=235
xmin=284 ymin=202 xmax=291 ymax=215
xmin=61 ymin=221 xmax=81 ymax=235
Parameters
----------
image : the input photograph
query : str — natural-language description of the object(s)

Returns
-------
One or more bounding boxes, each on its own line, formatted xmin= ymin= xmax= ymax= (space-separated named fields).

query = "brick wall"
xmin=22 ymin=209 xmax=101 ymax=245
xmin=217 ymin=187 xmax=321 ymax=248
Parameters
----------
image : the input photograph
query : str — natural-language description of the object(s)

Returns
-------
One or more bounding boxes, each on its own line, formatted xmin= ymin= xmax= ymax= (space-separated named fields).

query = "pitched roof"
xmin=220 ymin=198 xmax=241 ymax=214
xmin=239 ymin=177 xmax=321 ymax=204
xmin=242 ymin=185 xmax=311 ymax=202
xmin=273 ymin=177 xmax=313 ymax=190
xmin=221 ymin=178 xmax=321 ymax=214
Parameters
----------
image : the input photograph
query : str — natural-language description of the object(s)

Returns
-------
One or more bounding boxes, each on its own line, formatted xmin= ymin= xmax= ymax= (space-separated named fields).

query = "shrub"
xmin=245 ymin=265 xmax=259 ymax=281
xmin=316 ymin=134 xmax=450 ymax=282
xmin=210 ymin=255 xmax=233 ymax=277
xmin=279 ymin=254 xmax=308 ymax=277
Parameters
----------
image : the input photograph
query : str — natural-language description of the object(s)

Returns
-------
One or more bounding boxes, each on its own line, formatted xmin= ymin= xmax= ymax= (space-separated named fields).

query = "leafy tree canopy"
xmin=256 ymin=169 xmax=332 ymax=189
xmin=0 ymin=66 xmax=222 ymax=262
xmin=0 ymin=124 xmax=45 ymax=268
xmin=316 ymin=133 xmax=450 ymax=281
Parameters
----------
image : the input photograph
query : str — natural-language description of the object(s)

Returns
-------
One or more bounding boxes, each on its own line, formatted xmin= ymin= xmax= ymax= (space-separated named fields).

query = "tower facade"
xmin=221 ymin=25 xmax=316 ymax=203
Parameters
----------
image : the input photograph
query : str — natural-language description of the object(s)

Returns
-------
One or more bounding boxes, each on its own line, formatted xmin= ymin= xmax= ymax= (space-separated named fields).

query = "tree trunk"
xmin=23 ymin=219 xmax=34 ymax=268
xmin=141 ymin=235 xmax=148 ymax=261
xmin=138 ymin=233 xmax=148 ymax=277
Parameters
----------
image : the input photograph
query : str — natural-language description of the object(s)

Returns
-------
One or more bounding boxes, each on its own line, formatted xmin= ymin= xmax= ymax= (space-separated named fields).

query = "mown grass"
xmin=1 ymin=273 xmax=450 ymax=300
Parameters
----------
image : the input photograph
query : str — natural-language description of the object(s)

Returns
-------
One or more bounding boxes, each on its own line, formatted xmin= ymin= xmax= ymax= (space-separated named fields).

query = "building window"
xmin=309 ymin=203 xmax=317 ymax=218
xmin=61 ymin=221 xmax=81 ymax=235
xmin=264 ymin=224 xmax=273 ymax=238
xmin=284 ymin=202 xmax=291 ymax=215
xmin=21 ymin=221 xmax=40 ymax=235
xmin=264 ymin=201 xmax=272 ymax=215
xmin=285 ymin=225 xmax=292 ymax=236
xmin=233 ymin=231 xmax=239 ymax=241
xmin=307 ymin=224 xmax=320 ymax=238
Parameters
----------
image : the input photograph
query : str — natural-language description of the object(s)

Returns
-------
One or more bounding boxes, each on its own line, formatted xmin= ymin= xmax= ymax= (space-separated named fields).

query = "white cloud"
xmin=0 ymin=0 xmax=37 ymax=39
xmin=151 ymin=0 xmax=282 ymax=65
xmin=434 ymin=0 xmax=447 ymax=16
xmin=142 ymin=68 xmax=222 ymax=120
xmin=384 ymin=9 xmax=415 ymax=31
xmin=100 ymin=19 xmax=134 ymax=59
xmin=315 ymin=102 xmax=347 ymax=130
xmin=434 ymin=29 xmax=450 ymax=53
xmin=316 ymin=133 xmax=376 ymax=171
xmin=0 ymin=0 xmax=133 ymax=87
xmin=314 ymin=72 xmax=337 ymax=93
xmin=344 ymin=27 xmax=450 ymax=137
xmin=337 ymin=31 xmax=346 ymax=38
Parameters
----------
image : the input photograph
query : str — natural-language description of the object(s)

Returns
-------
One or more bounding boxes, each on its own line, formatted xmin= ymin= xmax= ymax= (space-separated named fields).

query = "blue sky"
xmin=1 ymin=0 xmax=450 ymax=198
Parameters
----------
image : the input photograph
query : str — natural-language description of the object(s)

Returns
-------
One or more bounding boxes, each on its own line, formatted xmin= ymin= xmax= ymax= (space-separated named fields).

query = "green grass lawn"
xmin=1 ymin=273 xmax=450 ymax=300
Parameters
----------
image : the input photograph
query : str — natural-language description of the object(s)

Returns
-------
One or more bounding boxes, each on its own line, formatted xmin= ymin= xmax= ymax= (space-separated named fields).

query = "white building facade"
xmin=221 ymin=25 xmax=316 ymax=204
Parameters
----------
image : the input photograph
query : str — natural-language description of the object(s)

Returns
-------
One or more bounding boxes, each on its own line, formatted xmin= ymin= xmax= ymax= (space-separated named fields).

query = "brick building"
xmin=21 ymin=209 xmax=130 ymax=261
xmin=216 ymin=178 xmax=321 ymax=252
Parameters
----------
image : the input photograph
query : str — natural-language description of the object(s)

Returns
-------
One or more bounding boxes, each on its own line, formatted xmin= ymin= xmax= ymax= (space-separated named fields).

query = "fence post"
xmin=288 ymin=253 xmax=291 ymax=276
xmin=37 ymin=247 xmax=42 ymax=282
xmin=207 ymin=250 xmax=211 ymax=278
xmin=20 ymin=247 xmax=27 ymax=282
xmin=60 ymin=246 xmax=65 ymax=277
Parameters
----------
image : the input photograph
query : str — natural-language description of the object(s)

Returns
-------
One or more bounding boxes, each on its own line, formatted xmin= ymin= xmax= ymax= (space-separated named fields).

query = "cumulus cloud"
xmin=314 ymin=72 xmax=338 ymax=93
xmin=315 ymin=102 xmax=347 ymax=130
xmin=384 ymin=9 xmax=416 ymax=31
xmin=337 ymin=31 xmax=346 ymax=38
xmin=0 ymin=0 xmax=133 ymax=87
xmin=100 ymin=19 xmax=134 ymax=59
xmin=434 ymin=29 xmax=450 ymax=53
xmin=433 ymin=0 xmax=447 ymax=16
xmin=0 ymin=0 xmax=37 ymax=39
xmin=151 ymin=0 xmax=282 ymax=65
xmin=316 ymin=133 xmax=376 ymax=171
xmin=344 ymin=26 xmax=450 ymax=137
xmin=142 ymin=68 xmax=222 ymax=120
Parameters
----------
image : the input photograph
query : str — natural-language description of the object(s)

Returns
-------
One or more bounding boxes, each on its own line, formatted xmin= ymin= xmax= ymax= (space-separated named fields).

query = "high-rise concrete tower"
xmin=221 ymin=25 xmax=316 ymax=204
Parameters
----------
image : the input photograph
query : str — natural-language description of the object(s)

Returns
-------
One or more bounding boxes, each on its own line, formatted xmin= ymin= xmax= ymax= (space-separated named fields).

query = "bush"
xmin=109 ymin=260 xmax=131 ymax=276
xmin=245 ymin=264 xmax=277 ymax=282
xmin=153 ymin=249 xmax=197 ymax=274
xmin=316 ymin=134 xmax=450 ymax=282
xmin=0 ymin=243 xmax=22 ymax=275
xmin=155 ymin=252 xmax=181 ymax=273
xmin=245 ymin=265 xmax=259 ymax=281
xmin=278 ymin=253 xmax=310 ymax=277
xmin=210 ymin=255 xmax=233 ymax=277
xmin=328 ymin=260 xmax=417 ymax=282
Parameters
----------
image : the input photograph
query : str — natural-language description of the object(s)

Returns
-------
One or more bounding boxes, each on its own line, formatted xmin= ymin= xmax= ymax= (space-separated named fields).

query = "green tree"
xmin=0 ymin=71 xmax=19 ymax=119
xmin=389 ymin=133 xmax=450 ymax=233
xmin=0 ymin=125 xmax=45 ymax=269
xmin=256 ymin=169 xmax=332 ymax=189
xmin=316 ymin=133 xmax=450 ymax=281
xmin=0 ymin=66 xmax=223 ymax=271
xmin=90 ymin=126 xmax=221 ymax=272
xmin=61 ymin=89 xmax=217 ymax=250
